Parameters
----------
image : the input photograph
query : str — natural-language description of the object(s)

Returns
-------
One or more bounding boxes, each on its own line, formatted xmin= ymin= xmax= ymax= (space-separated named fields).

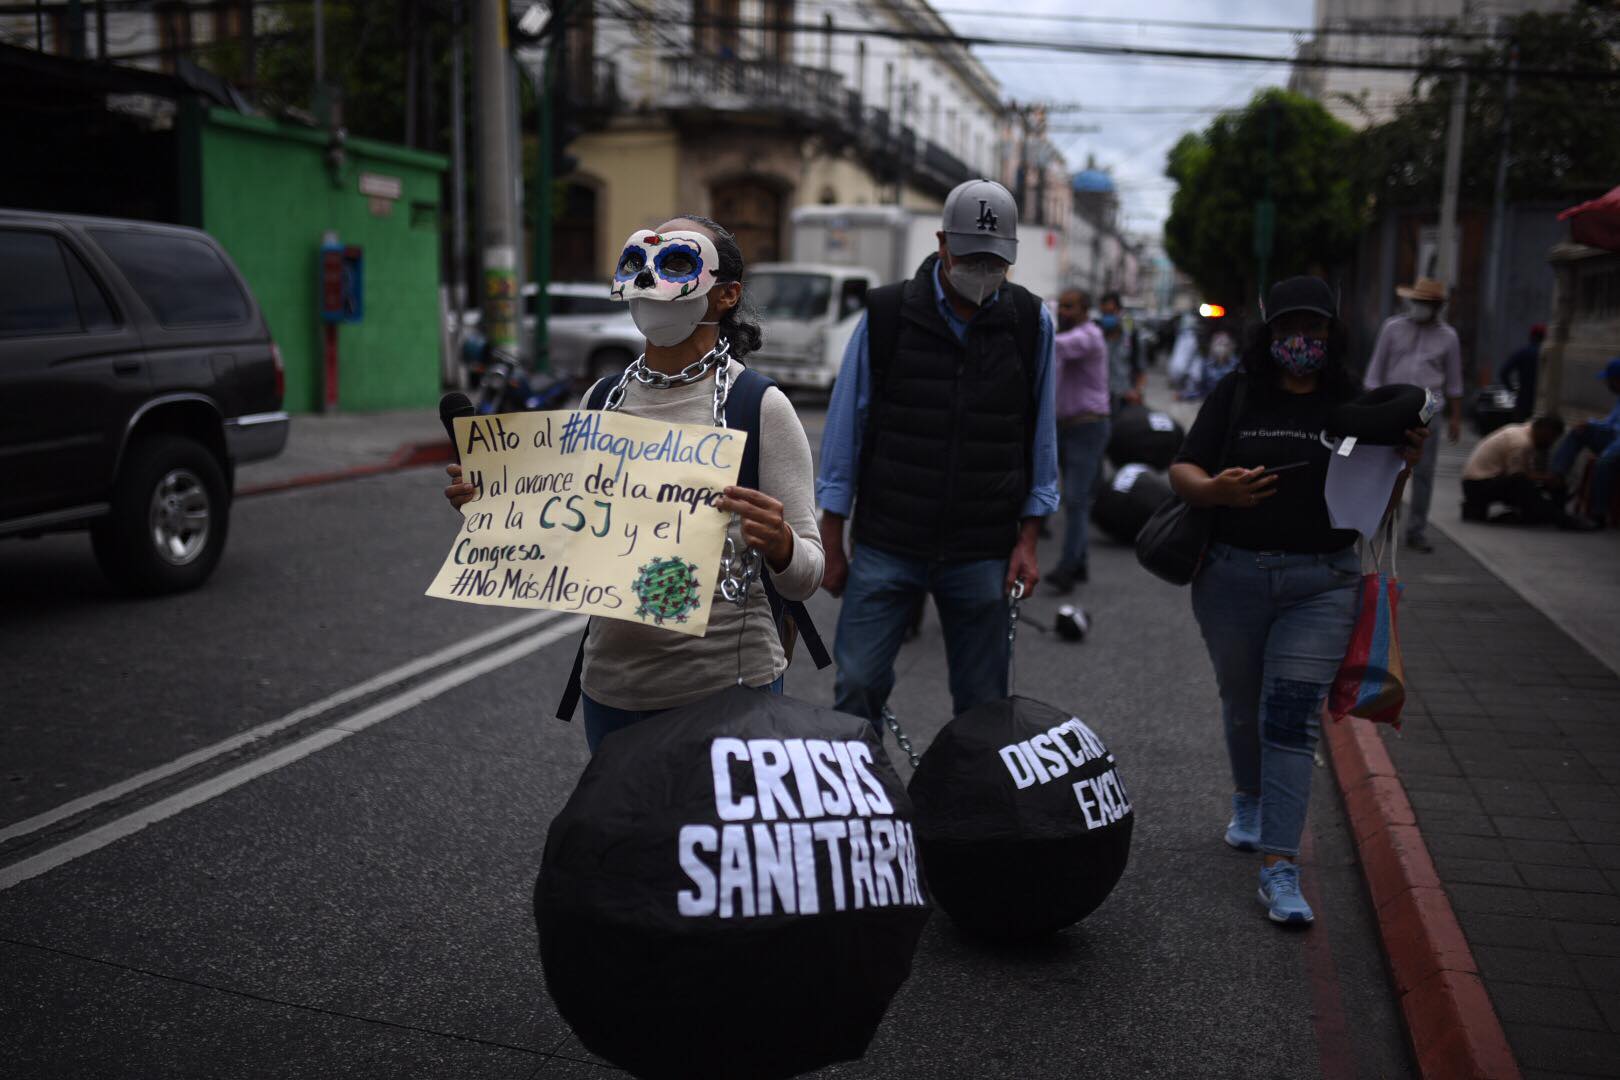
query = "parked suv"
xmin=0 ymin=210 xmax=287 ymax=594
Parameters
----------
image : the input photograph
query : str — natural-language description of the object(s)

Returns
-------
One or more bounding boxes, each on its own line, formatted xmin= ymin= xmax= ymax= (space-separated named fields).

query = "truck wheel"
xmin=92 ymin=434 xmax=230 ymax=595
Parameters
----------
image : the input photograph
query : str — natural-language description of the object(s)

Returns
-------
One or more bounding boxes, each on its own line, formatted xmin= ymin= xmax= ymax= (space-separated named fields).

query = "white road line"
xmin=0 ymin=610 xmax=567 ymax=848
xmin=0 ymin=615 xmax=586 ymax=892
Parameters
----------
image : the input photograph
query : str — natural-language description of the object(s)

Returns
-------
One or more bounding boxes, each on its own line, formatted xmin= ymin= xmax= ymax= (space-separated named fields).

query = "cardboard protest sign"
xmin=426 ymin=410 xmax=744 ymax=636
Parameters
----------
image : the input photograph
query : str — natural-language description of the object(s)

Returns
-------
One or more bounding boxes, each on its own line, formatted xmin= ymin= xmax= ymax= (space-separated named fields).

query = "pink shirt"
xmin=1055 ymin=320 xmax=1110 ymax=419
xmin=1365 ymin=315 xmax=1465 ymax=399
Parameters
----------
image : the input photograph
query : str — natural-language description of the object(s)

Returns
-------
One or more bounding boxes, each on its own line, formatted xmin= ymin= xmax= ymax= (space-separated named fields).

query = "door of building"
xmin=711 ymin=179 xmax=783 ymax=264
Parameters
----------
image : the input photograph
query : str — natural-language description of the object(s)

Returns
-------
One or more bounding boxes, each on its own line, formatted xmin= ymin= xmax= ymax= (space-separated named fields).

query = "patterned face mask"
xmin=1270 ymin=334 xmax=1328 ymax=376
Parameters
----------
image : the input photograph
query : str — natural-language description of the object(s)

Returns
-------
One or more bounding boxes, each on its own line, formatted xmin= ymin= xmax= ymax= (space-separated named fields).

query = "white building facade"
xmin=1290 ymin=0 xmax=1575 ymax=128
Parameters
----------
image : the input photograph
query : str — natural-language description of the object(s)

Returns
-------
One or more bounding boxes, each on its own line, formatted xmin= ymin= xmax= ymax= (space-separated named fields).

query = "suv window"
xmin=0 ymin=230 xmax=81 ymax=336
xmin=90 ymin=229 xmax=249 ymax=327
xmin=62 ymin=244 xmax=119 ymax=331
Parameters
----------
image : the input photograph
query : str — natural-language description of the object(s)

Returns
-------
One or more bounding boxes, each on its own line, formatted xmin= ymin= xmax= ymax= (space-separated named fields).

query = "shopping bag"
xmin=1329 ymin=516 xmax=1406 ymax=727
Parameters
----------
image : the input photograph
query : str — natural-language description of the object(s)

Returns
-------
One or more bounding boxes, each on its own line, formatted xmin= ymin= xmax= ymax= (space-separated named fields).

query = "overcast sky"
xmin=938 ymin=0 xmax=1318 ymax=240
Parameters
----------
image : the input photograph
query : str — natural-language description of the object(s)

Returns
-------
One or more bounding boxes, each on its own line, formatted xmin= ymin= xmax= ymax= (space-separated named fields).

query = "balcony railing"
xmin=582 ymin=54 xmax=979 ymax=198
xmin=657 ymin=55 xmax=845 ymax=123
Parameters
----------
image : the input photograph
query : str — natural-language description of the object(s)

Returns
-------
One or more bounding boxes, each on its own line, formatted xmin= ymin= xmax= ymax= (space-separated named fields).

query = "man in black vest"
xmin=816 ymin=179 xmax=1060 ymax=726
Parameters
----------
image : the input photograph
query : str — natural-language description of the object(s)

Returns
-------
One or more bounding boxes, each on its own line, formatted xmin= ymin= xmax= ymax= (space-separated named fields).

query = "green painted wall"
xmin=197 ymin=110 xmax=447 ymax=412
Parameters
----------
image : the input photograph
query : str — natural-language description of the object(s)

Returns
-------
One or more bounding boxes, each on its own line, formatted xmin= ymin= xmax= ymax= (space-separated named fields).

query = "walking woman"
xmin=444 ymin=215 xmax=824 ymax=752
xmin=1169 ymin=276 xmax=1424 ymax=925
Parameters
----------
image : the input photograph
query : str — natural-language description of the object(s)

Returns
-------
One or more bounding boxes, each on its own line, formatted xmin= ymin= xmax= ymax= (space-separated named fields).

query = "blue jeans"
xmin=1058 ymin=417 xmax=1110 ymax=576
xmin=833 ymin=544 xmax=1009 ymax=726
xmin=1552 ymin=424 xmax=1620 ymax=520
xmin=581 ymin=676 xmax=783 ymax=754
xmin=1404 ymin=416 xmax=1441 ymax=543
xmin=1191 ymin=543 xmax=1361 ymax=857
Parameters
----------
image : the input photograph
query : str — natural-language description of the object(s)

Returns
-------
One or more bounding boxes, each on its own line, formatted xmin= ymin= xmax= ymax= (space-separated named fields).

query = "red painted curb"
xmin=237 ymin=441 xmax=453 ymax=497
xmin=1325 ymin=716 xmax=1521 ymax=1080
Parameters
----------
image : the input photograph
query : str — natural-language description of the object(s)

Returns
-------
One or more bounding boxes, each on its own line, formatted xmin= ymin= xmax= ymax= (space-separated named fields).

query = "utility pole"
xmin=1436 ymin=2 xmax=1472 ymax=288
xmin=474 ymin=0 xmax=524 ymax=361
xmin=532 ymin=1 xmax=579 ymax=374
xmin=1483 ymin=37 xmax=1518 ymax=364
xmin=450 ymin=0 xmax=470 ymax=321
xmin=1254 ymin=99 xmax=1278 ymax=304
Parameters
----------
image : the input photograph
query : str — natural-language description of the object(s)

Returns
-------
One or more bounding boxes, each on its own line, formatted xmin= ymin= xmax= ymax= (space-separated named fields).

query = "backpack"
xmin=555 ymin=367 xmax=831 ymax=720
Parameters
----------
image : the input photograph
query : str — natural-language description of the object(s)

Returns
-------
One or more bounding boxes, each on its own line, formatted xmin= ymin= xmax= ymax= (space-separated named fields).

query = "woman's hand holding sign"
xmin=718 ymin=486 xmax=794 ymax=571
xmin=444 ymin=463 xmax=479 ymax=510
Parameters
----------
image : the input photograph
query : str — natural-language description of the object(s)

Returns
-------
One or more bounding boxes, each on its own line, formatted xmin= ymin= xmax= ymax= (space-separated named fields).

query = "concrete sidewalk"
xmin=1426 ymin=432 xmax=1620 ymax=679
xmin=234 ymin=409 xmax=449 ymax=496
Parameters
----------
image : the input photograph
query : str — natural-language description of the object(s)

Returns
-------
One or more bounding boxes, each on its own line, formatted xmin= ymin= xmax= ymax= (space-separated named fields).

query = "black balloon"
xmin=1092 ymin=464 xmax=1174 ymax=545
xmin=1327 ymin=382 xmax=1433 ymax=445
xmin=908 ymin=696 xmax=1133 ymax=942
xmin=1107 ymin=405 xmax=1186 ymax=470
xmin=536 ymin=687 xmax=931 ymax=1080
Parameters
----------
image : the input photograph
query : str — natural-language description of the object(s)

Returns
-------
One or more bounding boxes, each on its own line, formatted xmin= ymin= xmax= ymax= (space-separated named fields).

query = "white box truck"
xmin=748 ymin=206 xmax=1063 ymax=391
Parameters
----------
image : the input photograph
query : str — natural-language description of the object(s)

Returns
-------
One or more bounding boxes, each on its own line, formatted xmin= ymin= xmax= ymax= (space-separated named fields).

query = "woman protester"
xmin=444 ymin=216 xmax=824 ymax=752
xmin=1169 ymin=276 xmax=1425 ymax=926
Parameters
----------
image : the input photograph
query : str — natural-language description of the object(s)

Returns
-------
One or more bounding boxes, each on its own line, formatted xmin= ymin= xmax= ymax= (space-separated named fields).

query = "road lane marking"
xmin=0 ymin=610 xmax=567 ymax=849
xmin=0 ymin=615 xmax=586 ymax=891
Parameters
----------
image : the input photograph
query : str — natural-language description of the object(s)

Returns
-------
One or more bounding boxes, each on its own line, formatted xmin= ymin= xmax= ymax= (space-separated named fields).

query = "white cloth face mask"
xmin=629 ymin=294 xmax=718 ymax=348
xmin=946 ymin=259 xmax=1007 ymax=305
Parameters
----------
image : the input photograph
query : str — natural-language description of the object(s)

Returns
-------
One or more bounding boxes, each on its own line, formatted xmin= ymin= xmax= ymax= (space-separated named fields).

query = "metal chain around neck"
xmin=598 ymin=338 xmax=759 ymax=607
xmin=601 ymin=337 xmax=732 ymax=415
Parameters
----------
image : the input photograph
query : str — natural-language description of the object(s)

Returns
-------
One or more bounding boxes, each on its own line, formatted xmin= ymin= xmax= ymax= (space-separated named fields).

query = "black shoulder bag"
xmin=1134 ymin=377 xmax=1248 ymax=585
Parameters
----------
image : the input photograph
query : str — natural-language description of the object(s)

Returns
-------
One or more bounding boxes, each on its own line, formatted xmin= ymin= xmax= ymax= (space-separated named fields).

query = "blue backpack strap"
xmin=556 ymin=380 xmax=614 ymax=721
xmin=728 ymin=369 xmax=832 ymax=671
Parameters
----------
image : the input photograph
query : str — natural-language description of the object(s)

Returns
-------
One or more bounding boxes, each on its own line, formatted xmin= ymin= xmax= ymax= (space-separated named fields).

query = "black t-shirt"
xmin=1175 ymin=372 xmax=1359 ymax=554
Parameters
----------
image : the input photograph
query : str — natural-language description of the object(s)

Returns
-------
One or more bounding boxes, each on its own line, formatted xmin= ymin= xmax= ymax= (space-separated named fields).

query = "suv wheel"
xmin=92 ymin=435 xmax=230 ymax=595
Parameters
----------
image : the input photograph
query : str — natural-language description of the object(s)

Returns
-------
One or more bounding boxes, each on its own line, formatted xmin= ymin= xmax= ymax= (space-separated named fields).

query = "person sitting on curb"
xmin=1549 ymin=355 xmax=1620 ymax=530
xmin=1460 ymin=415 xmax=1589 ymax=527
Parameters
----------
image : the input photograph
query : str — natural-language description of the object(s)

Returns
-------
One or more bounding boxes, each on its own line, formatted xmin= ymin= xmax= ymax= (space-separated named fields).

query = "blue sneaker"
xmin=1258 ymin=861 xmax=1314 ymax=925
xmin=1224 ymin=792 xmax=1261 ymax=851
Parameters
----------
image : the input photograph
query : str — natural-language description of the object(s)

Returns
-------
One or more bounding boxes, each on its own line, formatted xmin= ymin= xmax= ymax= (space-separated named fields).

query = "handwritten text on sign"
xmin=425 ymin=410 xmax=745 ymax=636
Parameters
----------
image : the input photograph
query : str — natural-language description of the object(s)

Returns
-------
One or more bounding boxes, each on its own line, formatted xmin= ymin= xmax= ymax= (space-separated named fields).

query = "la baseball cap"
xmin=942 ymin=179 xmax=1019 ymax=264
xmin=1599 ymin=356 xmax=1620 ymax=381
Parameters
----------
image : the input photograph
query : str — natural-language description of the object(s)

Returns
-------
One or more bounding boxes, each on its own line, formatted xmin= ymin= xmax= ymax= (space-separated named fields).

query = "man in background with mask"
xmin=816 ymin=178 xmax=1059 ymax=729
xmin=1364 ymin=275 xmax=1464 ymax=553
xmin=1098 ymin=291 xmax=1144 ymax=412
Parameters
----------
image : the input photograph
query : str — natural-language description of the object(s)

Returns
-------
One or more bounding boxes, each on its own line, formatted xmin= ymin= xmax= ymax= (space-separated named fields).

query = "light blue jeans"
xmin=1058 ymin=417 xmax=1111 ymax=577
xmin=833 ymin=544 xmax=1009 ymax=727
xmin=582 ymin=676 xmax=783 ymax=755
xmin=1191 ymin=542 xmax=1361 ymax=857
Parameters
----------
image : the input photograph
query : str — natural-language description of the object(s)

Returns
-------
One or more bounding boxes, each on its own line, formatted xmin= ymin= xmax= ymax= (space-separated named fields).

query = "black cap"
xmin=1262 ymin=276 xmax=1336 ymax=324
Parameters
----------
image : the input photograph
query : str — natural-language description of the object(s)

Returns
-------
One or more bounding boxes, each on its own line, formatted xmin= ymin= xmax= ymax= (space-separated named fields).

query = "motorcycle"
xmin=461 ymin=331 xmax=574 ymax=415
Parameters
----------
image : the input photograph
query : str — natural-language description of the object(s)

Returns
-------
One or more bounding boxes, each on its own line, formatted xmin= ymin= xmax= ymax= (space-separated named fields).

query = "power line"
xmin=589 ymin=13 xmax=1619 ymax=83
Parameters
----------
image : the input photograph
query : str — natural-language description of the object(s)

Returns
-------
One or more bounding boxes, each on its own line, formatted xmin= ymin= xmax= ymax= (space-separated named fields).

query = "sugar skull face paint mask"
xmin=610 ymin=229 xmax=722 ymax=303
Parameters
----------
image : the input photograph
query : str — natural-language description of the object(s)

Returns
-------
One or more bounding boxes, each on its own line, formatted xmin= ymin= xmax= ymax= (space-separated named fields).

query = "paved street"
xmin=1 ymin=403 xmax=1412 ymax=1079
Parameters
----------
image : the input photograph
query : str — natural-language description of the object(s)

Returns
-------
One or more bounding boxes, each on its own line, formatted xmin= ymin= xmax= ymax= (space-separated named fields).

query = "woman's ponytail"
xmin=678 ymin=212 xmax=765 ymax=359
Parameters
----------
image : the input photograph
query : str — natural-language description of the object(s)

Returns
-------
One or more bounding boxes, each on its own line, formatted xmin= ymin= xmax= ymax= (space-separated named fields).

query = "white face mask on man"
xmin=1409 ymin=301 xmax=1439 ymax=324
xmin=945 ymin=254 xmax=1008 ymax=306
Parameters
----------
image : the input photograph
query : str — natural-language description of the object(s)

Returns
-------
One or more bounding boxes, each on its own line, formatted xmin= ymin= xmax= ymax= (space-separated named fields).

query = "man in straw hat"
xmin=1364 ymin=276 xmax=1464 ymax=553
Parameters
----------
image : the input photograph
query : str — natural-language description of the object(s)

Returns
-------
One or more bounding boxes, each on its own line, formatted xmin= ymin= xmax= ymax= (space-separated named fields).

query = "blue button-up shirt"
xmin=816 ymin=263 xmax=1060 ymax=520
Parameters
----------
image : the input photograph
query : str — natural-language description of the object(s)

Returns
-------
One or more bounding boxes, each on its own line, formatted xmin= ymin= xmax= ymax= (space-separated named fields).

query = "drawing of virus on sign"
xmin=632 ymin=557 xmax=703 ymax=625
